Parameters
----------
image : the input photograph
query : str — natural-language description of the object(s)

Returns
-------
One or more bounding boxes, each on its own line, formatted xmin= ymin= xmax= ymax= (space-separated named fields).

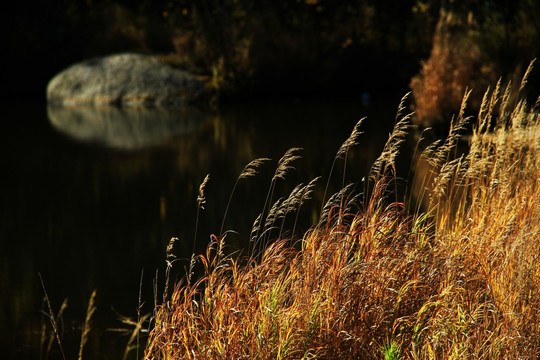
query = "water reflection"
xmin=2 ymin=99 xmax=400 ymax=359
xmin=48 ymin=104 xmax=207 ymax=149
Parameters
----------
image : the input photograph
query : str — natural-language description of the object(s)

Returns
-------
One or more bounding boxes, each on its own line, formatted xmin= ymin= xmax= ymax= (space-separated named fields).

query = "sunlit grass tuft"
xmin=144 ymin=66 xmax=539 ymax=359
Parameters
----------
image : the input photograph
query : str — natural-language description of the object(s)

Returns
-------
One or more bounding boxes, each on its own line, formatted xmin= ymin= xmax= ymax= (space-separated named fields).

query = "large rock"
xmin=47 ymin=53 xmax=209 ymax=106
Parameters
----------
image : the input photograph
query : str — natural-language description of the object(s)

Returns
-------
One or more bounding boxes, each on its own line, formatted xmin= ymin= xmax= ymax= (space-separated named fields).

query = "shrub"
xmin=410 ymin=9 xmax=497 ymax=130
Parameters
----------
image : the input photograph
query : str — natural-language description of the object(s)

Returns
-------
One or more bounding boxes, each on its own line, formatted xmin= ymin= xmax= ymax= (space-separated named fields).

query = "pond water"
xmin=1 ymin=97 xmax=405 ymax=358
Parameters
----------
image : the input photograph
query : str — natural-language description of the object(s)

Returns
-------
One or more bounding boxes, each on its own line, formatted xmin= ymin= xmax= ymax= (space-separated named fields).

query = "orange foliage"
xmin=410 ymin=10 xmax=497 ymax=128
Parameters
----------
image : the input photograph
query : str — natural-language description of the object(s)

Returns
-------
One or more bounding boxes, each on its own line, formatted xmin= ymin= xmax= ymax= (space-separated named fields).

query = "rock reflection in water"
xmin=47 ymin=104 xmax=206 ymax=149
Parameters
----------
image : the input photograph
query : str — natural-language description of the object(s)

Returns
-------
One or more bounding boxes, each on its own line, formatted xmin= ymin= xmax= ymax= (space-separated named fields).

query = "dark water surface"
xmin=1 ymin=98 xmax=402 ymax=358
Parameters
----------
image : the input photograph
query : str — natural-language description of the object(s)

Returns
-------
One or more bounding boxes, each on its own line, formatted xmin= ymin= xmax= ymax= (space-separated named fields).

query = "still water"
xmin=1 ymin=98 xmax=401 ymax=358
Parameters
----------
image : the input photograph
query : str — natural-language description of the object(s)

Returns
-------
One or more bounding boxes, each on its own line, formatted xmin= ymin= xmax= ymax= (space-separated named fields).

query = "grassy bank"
xmin=142 ymin=66 xmax=540 ymax=359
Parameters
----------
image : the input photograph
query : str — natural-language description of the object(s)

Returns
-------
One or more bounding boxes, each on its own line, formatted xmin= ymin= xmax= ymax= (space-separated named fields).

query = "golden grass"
xmin=144 ymin=71 xmax=539 ymax=359
xmin=38 ymin=277 xmax=100 ymax=360
xmin=39 ymin=273 xmax=67 ymax=360
xmin=78 ymin=290 xmax=96 ymax=360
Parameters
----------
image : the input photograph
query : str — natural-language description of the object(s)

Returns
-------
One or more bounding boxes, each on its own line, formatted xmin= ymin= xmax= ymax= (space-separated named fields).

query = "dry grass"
xmin=144 ymin=72 xmax=539 ymax=359
xmin=410 ymin=9 xmax=498 ymax=128
xmin=78 ymin=290 xmax=96 ymax=360
xmin=39 ymin=276 xmax=99 ymax=360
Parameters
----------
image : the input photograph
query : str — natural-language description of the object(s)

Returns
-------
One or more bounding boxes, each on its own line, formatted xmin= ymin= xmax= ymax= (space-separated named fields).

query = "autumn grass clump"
xmin=410 ymin=9 xmax=497 ymax=129
xmin=144 ymin=69 xmax=540 ymax=359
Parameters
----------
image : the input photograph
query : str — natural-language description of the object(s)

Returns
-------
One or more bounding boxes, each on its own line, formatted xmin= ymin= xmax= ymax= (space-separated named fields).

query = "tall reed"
xmin=39 ymin=275 xmax=98 ymax=360
xmin=144 ymin=66 xmax=539 ymax=359
xmin=78 ymin=290 xmax=96 ymax=360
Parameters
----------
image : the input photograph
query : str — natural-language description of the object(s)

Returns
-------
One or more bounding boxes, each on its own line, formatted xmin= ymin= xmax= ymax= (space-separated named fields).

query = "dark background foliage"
xmin=2 ymin=0 xmax=539 ymax=103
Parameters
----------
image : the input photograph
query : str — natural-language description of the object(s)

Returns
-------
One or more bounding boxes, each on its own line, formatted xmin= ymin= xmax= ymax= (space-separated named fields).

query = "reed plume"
xmin=336 ymin=117 xmax=365 ymax=159
xmin=430 ymin=89 xmax=472 ymax=169
xmin=163 ymin=237 xmax=178 ymax=302
xmin=240 ymin=158 xmax=272 ymax=179
xmin=197 ymin=174 xmax=210 ymax=210
xmin=262 ymin=197 xmax=285 ymax=236
xmin=78 ymin=290 xmax=97 ymax=360
xmin=220 ymin=158 xmax=271 ymax=236
xmin=273 ymin=148 xmax=303 ymax=182
xmin=191 ymin=174 xmax=210 ymax=283
xmin=319 ymin=183 xmax=355 ymax=227
xmin=291 ymin=176 xmax=321 ymax=237
xmin=369 ymin=93 xmax=413 ymax=183
xmin=253 ymin=176 xmax=321 ymax=250
xmin=251 ymin=148 xmax=302 ymax=255
xmin=249 ymin=213 xmax=263 ymax=251
xmin=518 ymin=59 xmax=535 ymax=97
xmin=320 ymin=118 xmax=365 ymax=217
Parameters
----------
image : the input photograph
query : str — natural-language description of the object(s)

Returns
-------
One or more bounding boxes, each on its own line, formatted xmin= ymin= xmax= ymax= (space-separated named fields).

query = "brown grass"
xmin=410 ymin=9 xmax=498 ymax=128
xmin=144 ymin=70 xmax=539 ymax=359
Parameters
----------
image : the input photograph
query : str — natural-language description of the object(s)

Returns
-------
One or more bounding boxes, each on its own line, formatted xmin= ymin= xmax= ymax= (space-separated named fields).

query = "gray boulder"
xmin=47 ymin=53 xmax=209 ymax=106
